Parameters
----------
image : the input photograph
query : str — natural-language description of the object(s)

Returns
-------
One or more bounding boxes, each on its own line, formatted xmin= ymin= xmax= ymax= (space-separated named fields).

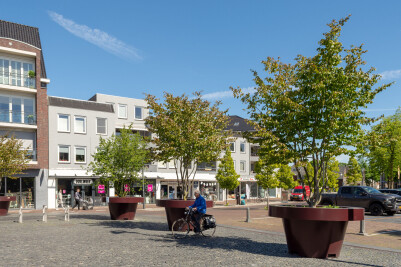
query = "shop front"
xmin=0 ymin=177 xmax=35 ymax=209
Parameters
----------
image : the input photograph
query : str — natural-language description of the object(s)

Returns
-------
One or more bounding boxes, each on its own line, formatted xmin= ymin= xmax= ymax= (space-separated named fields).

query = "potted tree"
xmin=145 ymin=92 xmax=230 ymax=229
xmin=87 ymin=125 xmax=149 ymax=220
xmin=0 ymin=134 xmax=29 ymax=215
xmin=233 ymin=16 xmax=390 ymax=258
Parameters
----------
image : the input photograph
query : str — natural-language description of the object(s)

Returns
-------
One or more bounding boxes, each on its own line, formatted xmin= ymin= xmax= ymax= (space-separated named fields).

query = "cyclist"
xmin=187 ymin=189 xmax=206 ymax=233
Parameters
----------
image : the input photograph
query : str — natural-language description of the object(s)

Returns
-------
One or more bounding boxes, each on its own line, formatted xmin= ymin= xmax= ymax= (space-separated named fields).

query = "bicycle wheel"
xmin=172 ymin=219 xmax=190 ymax=239
xmin=200 ymin=218 xmax=216 ymax=237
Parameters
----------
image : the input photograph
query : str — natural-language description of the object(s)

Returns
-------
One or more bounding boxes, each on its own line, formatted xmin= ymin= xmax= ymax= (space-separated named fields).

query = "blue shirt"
xmin=189 ymin=195 xmax=207 ymax=214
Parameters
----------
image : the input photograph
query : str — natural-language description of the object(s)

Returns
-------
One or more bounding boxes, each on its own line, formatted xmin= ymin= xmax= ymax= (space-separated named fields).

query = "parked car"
xmin=290 ymin=186 xmax=310 ymax=201
xmin=320 ymin=186 xmax=401 ymax=216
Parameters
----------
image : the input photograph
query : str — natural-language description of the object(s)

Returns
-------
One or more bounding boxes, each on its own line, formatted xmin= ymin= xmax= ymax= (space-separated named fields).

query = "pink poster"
xmin=147 ymin=184 xmax=153 ymax=192
xmin=98 ymin=184 xmax=105 ymax=194
xmin=124 ymin=184 xmax=130 ymax=192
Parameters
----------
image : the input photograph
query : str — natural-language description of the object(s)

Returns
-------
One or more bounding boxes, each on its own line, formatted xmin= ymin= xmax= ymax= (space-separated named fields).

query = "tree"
xmin=215 ymin=149 xmax=240 ymax=205
xmin=276 ymin=164 xmax=297 ymax=190
xmin=146 ymin=92 xmax=230 ymax=200
xmin=232 ymin=16 xmax=391 ymax=207
xmin=0 ymin=134 xmax=29 ymax=193
xmin=346 ymin=157 xmax=362 ymax=185
xmin=326 ymin=157 xmax=340 ymax=191
xmin=87 ymin=126 xmax=149 ymax=197
xmin=254 ymin=160 xmax=279 ymax=209
xmin=366 ymin=109 xmax=401 ymax=188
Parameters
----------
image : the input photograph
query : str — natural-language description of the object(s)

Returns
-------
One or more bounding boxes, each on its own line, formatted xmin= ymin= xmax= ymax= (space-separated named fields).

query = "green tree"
xmin=277 ymin=164 xmax=297 ymax=190
xmin=0 ymin=134 xmax=29 ymax=193
xmin=215 ymin=149 xmax=240 ymax=205
xmin=146 ymin=92 xmax=230 ymax=200
xmin=87 ymin=126 xmax=149 ymax=197
xmin=254 ymin=160 xmax=279 ymax=209
xmin=326 ymin=158 xmax=340 ymax=191
xmin=346 ymin=157 xmax=362 ymax=185
xmin=232 ymin=16 xmax=391 ymax=207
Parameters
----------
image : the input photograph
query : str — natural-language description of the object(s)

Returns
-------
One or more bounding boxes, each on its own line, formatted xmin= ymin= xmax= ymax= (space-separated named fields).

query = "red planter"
xmin=108 ymin=197 xmax=144 ymax=220
xmin=156 ymin=199 xmax=214 ymax=230
xmin=269 ymin=205 xmax=364 ymax=259
xmin=0 ymin=196 xmax=17 ymax=216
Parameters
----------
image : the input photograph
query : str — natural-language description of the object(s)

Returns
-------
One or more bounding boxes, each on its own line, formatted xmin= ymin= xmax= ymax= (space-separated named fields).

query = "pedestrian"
xmin=71 ymin=188 xmax=82 ymax=210
xmin=57 ymin=188 xmax=64 ymax=210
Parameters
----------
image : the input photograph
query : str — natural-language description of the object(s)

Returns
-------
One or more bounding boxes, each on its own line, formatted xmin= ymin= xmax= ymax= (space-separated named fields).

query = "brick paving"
xmin=1 ymin=210 xmax=400 ymax=266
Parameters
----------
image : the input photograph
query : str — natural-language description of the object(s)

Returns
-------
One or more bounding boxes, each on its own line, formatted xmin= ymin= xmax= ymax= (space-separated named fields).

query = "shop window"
xmin=96 ymin=118 xmax=107 ymax=134
xmin=58 ymin=114 xmax=70 ymax=132
xmin=74 ymin=116 xmax=86 ymax=134
xmin=59 ymin=145 xmax=70 ymax=162
xmin=75 ymin=147 xmax=86 ymax=163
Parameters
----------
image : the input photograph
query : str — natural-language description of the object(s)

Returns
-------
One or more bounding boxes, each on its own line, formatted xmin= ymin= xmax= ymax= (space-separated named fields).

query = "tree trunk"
xmin=225 ymin=190 xmax=228 ymax=206
xmin=266 ymin=188 xmax=269 ymax=210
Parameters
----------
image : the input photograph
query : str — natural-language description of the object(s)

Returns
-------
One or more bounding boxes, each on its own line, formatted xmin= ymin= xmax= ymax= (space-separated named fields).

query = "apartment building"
xmin=0 ymin=20 xmax=49 ymax=209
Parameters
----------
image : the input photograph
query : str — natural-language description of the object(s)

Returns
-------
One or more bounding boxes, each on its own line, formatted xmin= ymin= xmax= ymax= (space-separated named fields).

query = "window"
xmin=233 ymin=160 xmax=236 ymax=170
xmin=157 ymin=161 xmax=167 ymax=169
xmin=240 ymin=161 xmax=246 ymax=172
xmin=74 ymin=116 xmax=86 ymax=134
xmin=230 ymin=142 xmax=235 ymax=152
xmin=168 ymin=159 xmax=176 ymax=169
xmin=197 ymin=162 xmax=216 ymax=171
xmin=58 ymin=114 xmax=70 ymax=132
xmin=0 ymin=57 xmax=35 ymax=89
xmin=118 ymin=104 xmax=127 ymax=118
xmin=240 ymin=142 xmax=246 ymax=153
xmin=0 ymin=96 xmax=9 ymax=122
xmin=135 ymin=106 xmax=143 ymax=119
xmin=340 ymin=187 xmax=352 ymax=195
xmin=58 ymin=145 xmax=70 ymax=162
xmin=75 ymin=147 xmax=86 ymax=163
xmin=96 ymin=118 xmax=107 ymax=134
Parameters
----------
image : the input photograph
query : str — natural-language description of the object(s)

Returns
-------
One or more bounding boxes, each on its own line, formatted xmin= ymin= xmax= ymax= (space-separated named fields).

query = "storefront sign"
xmin=147 ymin=184 xmax=153 ymax=192
xmin=238 ymin=177 xmax=256 ymax=181
xmin=98 ymin=184 xmax=105 ymax=194
xmin=73 ymin=179 xmax=93 ymax=185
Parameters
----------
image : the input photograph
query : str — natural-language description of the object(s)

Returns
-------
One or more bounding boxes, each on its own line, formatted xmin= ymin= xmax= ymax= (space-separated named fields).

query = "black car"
xmin=379 ymin=189 xmax=401 ymax=197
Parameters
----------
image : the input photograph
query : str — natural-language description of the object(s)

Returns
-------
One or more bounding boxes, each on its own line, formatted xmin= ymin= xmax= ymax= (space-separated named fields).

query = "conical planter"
xmin=108 ymin=197 xmax=144 ymax=220
xmin=269 ymin=205 xmax=364 ymax=258
xmin=0 ymin=196 xmax=17 ymax=216
xmin=156 ymin=199 xmax=214 ymax=230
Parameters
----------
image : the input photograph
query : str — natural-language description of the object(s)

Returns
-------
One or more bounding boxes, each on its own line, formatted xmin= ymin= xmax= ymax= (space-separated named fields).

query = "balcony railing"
xmin=0 ymin=71 xmax=36 ymax=89
xmin=0 ymin=110 xmax=37 ymax=125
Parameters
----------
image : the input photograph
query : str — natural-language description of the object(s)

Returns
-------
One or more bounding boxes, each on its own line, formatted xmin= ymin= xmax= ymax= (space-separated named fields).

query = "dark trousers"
xmin=191 ymin=211 xmax=203 ymax=232
xmin=72 ymin=199 xmax=81 ymax=210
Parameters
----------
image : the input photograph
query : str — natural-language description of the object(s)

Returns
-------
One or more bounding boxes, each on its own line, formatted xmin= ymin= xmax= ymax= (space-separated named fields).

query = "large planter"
xmin=108 ymin=197 xmax=144 ymax=220
xmin=269 ymin=205 xmax=364 ymax=259
xmin=156 ymin=199 xmax=214 ymax=230
xmin=0 ymin=196 xmax=17 ymax=216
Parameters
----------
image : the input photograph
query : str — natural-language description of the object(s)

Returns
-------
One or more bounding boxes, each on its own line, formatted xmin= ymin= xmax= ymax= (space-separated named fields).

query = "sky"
xmin=2 ymin=1 xmax=401 ymax=162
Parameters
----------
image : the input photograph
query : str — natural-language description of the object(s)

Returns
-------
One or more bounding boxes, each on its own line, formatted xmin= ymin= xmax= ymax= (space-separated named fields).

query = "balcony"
xmin=0 ymin=70 xmax=36 ymax=90
xmin=0 ymin=110 xmax=36 ymax=126
xmin=197 ymin=162 xmax=217 ymax=172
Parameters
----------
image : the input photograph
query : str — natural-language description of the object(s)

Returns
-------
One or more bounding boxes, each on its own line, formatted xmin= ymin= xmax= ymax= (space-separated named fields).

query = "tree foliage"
xmin=87 ymin=126 xmax=149 ymax=197
xmin=276 ymin=164 xmax=297 ymax=190
xmin=0 ymin=134 xmax=29 ymax=192
xmin=346 ymin=156 xmax=362 ymax=185
xmin=232 ymin=16 xmax=391 ymax=206
xmin=145 ymin=92 xmax=230 ymax=199
xmin=215 ymin=149 xmax=240 ymax=205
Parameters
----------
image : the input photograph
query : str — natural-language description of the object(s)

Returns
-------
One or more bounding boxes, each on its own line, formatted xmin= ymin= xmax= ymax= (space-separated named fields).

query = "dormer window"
xmin=234 ymin=122 xmax=240 ymax=126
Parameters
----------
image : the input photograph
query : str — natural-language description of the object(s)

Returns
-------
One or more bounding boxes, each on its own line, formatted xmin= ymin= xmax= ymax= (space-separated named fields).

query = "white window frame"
xmin=229 ymin=142 xmax=235 ymax=153
xmin=135 ymin=106 xmax=143 ymax=120
xmin=233 ymin=160 xmax=236 ymax=170
xmin=240 ymin=142 xmax=246 ymax=153
xmin=240 ymin=160 xmax=246 ymax=172
xmin=168 ymin=159 xmax=176 ymax=169
xmin=74 ymin=116 xmax=86 ymax=134
xmin=96 ymin=117 xmax=108 ymax=135
xmin=58 ymin=145 xmax=70 ymax=163
xmin=118 ymin=104 xmax=128 ymax=119
xmin=57 ymin=114 xmax=70 ymax=133
xmin=74 ymin=146 xmax=86 ymax=164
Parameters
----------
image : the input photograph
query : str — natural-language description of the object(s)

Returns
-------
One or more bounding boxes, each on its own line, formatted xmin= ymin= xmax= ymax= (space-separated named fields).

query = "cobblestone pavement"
xmin=0 ymin=212 xmax=400 ymax=266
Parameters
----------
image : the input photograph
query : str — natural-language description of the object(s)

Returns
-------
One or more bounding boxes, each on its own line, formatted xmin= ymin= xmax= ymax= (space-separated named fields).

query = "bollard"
xmin=18 ymin=206 xmax=23 ymax=223
xmin=64 ymin=206 xmax=70 ymax=222
xmin=359 ymin=220 xmax=366 ymax=235
xmin=246 ymin=207 xmax=251 ymax=223
xmin=42 ymin=205 xmax=48 ymax=222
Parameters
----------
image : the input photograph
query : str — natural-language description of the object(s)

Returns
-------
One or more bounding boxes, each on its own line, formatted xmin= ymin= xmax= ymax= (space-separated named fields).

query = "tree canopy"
xmin=145 ymin=92 xmax=230 ymax=199
xmin=346 ymin=156 xmax=362 ymax=185
xmin=232 ymin=16 xmax=391 ymax=206
xmin=215 ymin=149 xmax=240 ymax=205
xmin=87 ymin=126 xmax=149 ymax=197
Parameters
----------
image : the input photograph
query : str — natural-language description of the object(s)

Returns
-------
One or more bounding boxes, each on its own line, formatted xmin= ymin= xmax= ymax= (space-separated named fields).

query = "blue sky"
xmin=2 ymin=1 xmax=401 ymax=161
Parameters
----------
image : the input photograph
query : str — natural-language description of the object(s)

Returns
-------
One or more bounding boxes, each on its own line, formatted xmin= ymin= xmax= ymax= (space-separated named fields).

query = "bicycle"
xmin=171 ymin=207 xmax=216 ymax=239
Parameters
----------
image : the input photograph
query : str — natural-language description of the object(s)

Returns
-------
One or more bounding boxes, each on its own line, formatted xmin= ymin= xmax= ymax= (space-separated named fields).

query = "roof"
xmin=48 ymin=96 xmax=114 ymax=113
xmin=0 ymin=20 xmax=47 ymax=78
xmin=226 ymin=115 xmax=255 ymax=132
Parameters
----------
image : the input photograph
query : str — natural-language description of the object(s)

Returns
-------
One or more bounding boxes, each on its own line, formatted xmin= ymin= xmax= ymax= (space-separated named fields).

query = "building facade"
xmin=0 ymin=20 xmax=49 ymax=209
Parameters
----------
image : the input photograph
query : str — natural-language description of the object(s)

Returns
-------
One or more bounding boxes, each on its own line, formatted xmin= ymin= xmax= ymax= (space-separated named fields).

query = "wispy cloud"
xmin=203 ymin=87 xmax=255 ymax=100
xmin=379 ymin=69 xmax=401 ymax=80
xmin=48 ymin=11 xmax=141 ymax=61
